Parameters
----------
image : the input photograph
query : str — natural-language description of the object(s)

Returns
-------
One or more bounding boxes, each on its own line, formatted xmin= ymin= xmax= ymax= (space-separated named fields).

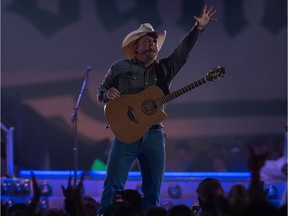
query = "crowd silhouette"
xmin=2 ymin=144 xmax=287 ymax=216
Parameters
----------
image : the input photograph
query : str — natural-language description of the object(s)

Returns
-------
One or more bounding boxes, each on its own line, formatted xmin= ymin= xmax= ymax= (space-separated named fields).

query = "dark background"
xmin=1 ymin=0 xmax=287 ymax=173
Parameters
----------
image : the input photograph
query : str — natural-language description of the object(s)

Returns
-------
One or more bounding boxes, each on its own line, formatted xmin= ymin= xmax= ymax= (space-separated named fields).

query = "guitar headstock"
xmin=206 ymin=66 xmax=225 ymax=81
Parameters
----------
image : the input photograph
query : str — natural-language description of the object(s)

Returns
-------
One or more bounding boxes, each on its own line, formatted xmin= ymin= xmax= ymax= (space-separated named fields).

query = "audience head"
xmin=227 ymin=184 xmax=249 ymax=215
xmin=42 ymin=207 xmax=70 ymax=216
xmin=167 ymin=204 xmax=192 ymax=216
xmin=124 ymin=189 xmax=143 ymax=213
xmin=145 ymin=206 xmax=167 ymax=216
xmin=104 ymin=202 xmax=139 ymax=216
xmin=82 ymin=195 xmax=101 ymax=216
xmin=196 ymin=178 xmax=224 ymax=212
xmin=7 ymin=203 xmax=28 ymax=216
xmin=246 ymin=200 xmax=282 ymax=216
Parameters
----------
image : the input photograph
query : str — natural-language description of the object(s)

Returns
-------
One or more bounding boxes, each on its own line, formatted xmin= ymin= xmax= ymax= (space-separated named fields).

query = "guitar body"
xmin=104 ymin=66 xmax=225 ymax=143
xmin=104 ymin=86 xmax=167 ymax=143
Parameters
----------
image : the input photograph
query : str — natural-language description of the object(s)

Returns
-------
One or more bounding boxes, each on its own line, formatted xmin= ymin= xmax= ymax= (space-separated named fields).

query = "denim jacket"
xmin=97 ymin=25 xmax=203 ymax=104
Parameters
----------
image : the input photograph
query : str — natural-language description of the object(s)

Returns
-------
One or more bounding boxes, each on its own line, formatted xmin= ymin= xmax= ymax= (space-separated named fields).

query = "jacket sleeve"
xmin=97 ymin=65 xmax=115 ymax=104
xmin=160 ymin=24 xmax=203 ymax=83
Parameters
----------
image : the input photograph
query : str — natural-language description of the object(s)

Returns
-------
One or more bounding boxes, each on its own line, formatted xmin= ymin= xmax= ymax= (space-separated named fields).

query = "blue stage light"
xmin=168 ymin=183 xmax=182 ymax=199
xmin=14 ymin=181 xmax=22 ymax=194
xmin=22 ymin=180 xmax=30 ymax=195
xmin=1 ymin=180 xmax=10 ymax=195
xmin=160 ymin=199 xmax=173 ymax=209
xmin=39 ymin=182 xmax=53 ymax=196
xmin=265 ymin=185 xmax=278 ymax=199
xmin=4 ymin=198 xmax=15 ymax=208
xmin=39 ymin=198 xmax=49 ymax=211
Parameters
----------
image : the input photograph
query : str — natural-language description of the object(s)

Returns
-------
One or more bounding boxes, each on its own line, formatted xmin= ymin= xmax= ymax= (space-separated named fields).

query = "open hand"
xmin=194 ymin=5 xmax=217 ymax=29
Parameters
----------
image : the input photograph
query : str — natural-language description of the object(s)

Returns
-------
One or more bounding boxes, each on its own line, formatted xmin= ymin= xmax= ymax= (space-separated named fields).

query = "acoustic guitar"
xmin=104 ymin=66 xmax=225 ymax=143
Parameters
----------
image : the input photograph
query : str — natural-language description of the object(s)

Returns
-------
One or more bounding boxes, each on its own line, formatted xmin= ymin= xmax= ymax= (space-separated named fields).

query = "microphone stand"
xmin=71 ymin=66 xmax=92 ymax=187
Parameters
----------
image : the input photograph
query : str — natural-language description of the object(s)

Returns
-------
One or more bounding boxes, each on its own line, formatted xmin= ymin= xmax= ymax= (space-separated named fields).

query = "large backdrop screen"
xmin=1 ymin=0 xmax=287 ymax=172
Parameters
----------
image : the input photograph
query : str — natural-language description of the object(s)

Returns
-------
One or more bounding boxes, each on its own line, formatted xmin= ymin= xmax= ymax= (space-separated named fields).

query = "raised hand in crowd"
xmin=246 ymin=144 xmax=269 ymax=202
xmin=246 ymin=145 xmax=283 ymax=216
xmin=24 ymin=172 xmax=42 ymax=216
xmin=61 ymin=172 xmax=88 ymax=216
xmin=247 ymin=144 xmax=269 ymax=176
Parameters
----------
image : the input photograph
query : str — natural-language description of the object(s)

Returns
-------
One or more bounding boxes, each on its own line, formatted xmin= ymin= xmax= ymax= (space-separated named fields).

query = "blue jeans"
xmin=98 ymin=128 xmax=166 ymax=214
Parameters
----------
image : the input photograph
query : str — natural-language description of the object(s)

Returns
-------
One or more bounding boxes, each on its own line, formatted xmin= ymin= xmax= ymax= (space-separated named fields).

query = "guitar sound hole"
xmin=142 ymin=100 xmax=157 ymax=115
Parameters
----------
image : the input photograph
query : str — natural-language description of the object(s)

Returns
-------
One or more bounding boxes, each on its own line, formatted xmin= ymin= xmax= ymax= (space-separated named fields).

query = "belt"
xmin=149 ymin=124 xmax=163 ymax=130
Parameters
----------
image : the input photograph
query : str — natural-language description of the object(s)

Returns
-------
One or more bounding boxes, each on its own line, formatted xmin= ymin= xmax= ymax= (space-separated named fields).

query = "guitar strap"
xmin=155 ymin=63 xmax=170 ymax=95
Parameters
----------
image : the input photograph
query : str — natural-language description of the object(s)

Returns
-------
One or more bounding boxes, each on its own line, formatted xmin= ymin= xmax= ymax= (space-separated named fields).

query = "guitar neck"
xmin=156 ymin=76 xmax=208 ymax=106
